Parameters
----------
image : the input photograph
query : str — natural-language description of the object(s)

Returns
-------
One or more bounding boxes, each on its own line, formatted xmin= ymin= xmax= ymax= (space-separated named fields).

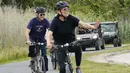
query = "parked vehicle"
xmin=101 ymin=21 xmax=122 ymax=47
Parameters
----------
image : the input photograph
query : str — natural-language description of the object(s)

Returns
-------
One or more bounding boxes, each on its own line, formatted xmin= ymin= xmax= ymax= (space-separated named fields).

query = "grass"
xmin=0 ymin=46 xmax=29 ymax=64
xmin=71 ymin=45 xmax=130 ymax=73
xmin=0 ymin=6 xmax=55 ymax=48
xmin=0 ymin=6 xmax=130 ymax=48
xmin=0 ymin=46 xmax=51 ymax=65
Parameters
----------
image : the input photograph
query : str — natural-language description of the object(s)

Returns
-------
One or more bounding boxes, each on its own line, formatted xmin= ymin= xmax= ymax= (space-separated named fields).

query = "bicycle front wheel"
xmin=66 ymin=63 xmax=73 ymax=73
xmin=51 ymin=53 xmax=57 ymax=70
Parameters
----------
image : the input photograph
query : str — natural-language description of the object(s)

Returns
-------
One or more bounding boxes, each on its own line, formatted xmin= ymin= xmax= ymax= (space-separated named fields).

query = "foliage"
xmin=0 ymin=0 xmax=130 ymax=47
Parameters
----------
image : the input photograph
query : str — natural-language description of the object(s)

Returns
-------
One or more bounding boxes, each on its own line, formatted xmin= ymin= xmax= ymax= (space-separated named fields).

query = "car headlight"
xmin=93 ymin=35 xmax=98 ymax=39
xmin=77 ymin=37 xmax=81 ymax=40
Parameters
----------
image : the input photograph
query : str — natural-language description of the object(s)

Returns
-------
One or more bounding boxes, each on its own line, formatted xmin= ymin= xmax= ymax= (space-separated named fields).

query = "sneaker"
xmin=76 ymin=68 xmax=82 ymax=73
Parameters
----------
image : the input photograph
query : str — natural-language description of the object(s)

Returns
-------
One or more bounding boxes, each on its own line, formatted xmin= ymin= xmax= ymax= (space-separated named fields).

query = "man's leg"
xmin=41 ymin=44 xmax=48 ymax=71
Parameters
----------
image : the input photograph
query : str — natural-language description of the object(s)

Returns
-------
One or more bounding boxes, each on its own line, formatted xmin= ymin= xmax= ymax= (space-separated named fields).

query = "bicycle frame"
xmin=29 ymin=42 xmax=46 ymax=73
xmin=50 ymin=50 xmax=57 ymax=70
xmin=52 ymin=43 xmax=75 ymax=73
xmin=51 ymin=39 xmax=88 ymax=73
xmin=64 ymin=48 xmax=73 ymax=73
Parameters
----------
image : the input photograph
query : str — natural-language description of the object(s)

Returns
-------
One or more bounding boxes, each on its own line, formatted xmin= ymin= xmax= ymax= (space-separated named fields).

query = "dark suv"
xmin=75 ymin=22 xmax=105 ymax=51
xmin=101 ymin=21 xmax=122 ymax=47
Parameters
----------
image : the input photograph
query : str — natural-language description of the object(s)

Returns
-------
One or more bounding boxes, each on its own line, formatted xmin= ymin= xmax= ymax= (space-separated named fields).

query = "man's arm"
xmin=25 ymin=28 xmax=31 ymax=45
xmin=78 ymin=21 xmax=100 ymax=29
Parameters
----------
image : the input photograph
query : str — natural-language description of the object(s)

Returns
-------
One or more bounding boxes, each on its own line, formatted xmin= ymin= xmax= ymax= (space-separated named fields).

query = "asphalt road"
xmin=0 ymin=57 xmax=58 ymax=73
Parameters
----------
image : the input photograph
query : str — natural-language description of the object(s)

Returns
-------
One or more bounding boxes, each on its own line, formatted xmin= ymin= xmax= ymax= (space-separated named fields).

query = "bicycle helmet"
xmin=55 ymin=1 xmax=69 ymax=10
xmin=35 ymin=7 xmax=46 ymax=13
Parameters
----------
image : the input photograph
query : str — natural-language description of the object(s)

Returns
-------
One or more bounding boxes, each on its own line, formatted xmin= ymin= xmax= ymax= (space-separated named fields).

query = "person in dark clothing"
xmin=25 ymin=7 xmax=50 ymax=71
xmin=46 ymin=1 xmax=100 ymax=73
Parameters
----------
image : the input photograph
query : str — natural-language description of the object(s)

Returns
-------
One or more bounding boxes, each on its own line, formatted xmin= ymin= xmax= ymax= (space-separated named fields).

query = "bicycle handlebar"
xmin=30 ymin=42 xmax=46 ymax=46
xmin=52 ymin=39 xmax=85 ymax=50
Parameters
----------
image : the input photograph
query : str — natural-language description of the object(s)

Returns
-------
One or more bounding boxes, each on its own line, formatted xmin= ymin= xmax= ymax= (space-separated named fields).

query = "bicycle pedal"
xmin=28 ymin=65 xmax=31 ymax=67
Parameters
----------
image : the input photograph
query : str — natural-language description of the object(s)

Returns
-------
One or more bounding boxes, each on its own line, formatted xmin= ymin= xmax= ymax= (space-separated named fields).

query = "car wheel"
xmin=113 ymin=38 xmax=118 ymax=47
xmin=118 ymin=38 xmax=122 ymax=47
xmin=95 ymin=40 xmax=100 ymax=50
xmin=101 ymin=39 xmax=105 ymax=49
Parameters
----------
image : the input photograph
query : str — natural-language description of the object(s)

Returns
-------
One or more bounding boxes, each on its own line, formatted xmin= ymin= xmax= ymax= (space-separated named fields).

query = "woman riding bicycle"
xmin=46 ymin=1 xmax=100 ymax=73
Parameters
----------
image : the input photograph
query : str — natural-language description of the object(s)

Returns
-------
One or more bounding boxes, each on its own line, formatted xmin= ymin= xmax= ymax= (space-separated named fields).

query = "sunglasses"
xmin=62 ymin=8 xmax=69 ymax=11
xmin=39 ymin=13 xmax=45 ymax=16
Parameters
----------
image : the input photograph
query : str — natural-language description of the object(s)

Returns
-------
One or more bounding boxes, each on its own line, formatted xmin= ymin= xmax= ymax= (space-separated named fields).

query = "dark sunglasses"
xmin=39 ymin=13 xmax=45 ymax=16
xmin=62 ymin=8 xmax=69 ymax=11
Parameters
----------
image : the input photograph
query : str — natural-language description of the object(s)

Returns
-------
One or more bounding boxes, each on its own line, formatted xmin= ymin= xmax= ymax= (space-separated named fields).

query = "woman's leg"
xmin=56 ymin=50 xmax=66 ymax=73
xmin=68 ymin=46 xmax=82 ymax=73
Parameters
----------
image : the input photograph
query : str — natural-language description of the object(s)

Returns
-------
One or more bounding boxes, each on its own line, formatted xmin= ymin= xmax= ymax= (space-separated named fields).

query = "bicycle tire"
xmin=51 ymin=53 xmax=57 ymax=70
xmin=66 ymin=63 xmax=73 ymax=73
xmin=29 ymin=59 xmax=38 ymax=73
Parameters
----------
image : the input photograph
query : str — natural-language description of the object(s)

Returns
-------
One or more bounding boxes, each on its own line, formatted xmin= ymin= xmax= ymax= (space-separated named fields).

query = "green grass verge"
xmin=0 ymin=46 xmax=29 ymax=65
xmin=71 ymin=45 xmax=130 ymax=73
xmin=0 ymin=46 xmax=50 ymax=65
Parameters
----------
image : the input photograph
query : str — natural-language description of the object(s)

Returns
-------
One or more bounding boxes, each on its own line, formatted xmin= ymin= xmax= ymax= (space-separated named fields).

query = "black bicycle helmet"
xmin=35 ymin=7 xmax=46 ymax=13
xmin=55 ymin=1 xmax=69 ymax=10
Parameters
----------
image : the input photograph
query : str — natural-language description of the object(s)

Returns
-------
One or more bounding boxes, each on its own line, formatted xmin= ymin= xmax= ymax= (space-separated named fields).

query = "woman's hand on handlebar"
xmin=47 ymin=43 xmax=53 ymax=51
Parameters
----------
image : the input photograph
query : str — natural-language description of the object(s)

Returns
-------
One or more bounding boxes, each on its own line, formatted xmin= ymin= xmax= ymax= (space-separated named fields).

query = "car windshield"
xmin=101 ymin=23 xmax=116 ymax=32
xmin=78 ymin=28 xmax=98 ymax=34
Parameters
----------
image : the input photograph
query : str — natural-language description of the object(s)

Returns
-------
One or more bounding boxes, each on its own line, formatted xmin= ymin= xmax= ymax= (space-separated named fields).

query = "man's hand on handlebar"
xmin=26 ymin=40 xmax=31 ymax=46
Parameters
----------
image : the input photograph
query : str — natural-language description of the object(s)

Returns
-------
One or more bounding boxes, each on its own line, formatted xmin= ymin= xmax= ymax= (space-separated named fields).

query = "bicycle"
xmin=29 ymin=42 xmax=46 ymax=73
xmin=52 ymin=40 xmax=82 ymax=73
xmin=50 ymin=49 xmax=57 ymax=70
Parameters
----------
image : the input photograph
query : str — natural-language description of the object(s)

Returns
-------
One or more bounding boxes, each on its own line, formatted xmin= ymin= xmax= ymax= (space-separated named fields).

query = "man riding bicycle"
xmin=25 ymin=7 xmax=50 ymax=71
xmin=46 ymin=1 xmax=100 ymax=73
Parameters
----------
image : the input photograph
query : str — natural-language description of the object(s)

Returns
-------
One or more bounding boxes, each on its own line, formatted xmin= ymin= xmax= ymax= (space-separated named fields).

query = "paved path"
xmin=107 ymin=53 xmax=130 ymax=65
xmin=87 ymin=44 xmax=130 ymax=65
xmin=0 ymin=57 xmax=58 ymax=73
